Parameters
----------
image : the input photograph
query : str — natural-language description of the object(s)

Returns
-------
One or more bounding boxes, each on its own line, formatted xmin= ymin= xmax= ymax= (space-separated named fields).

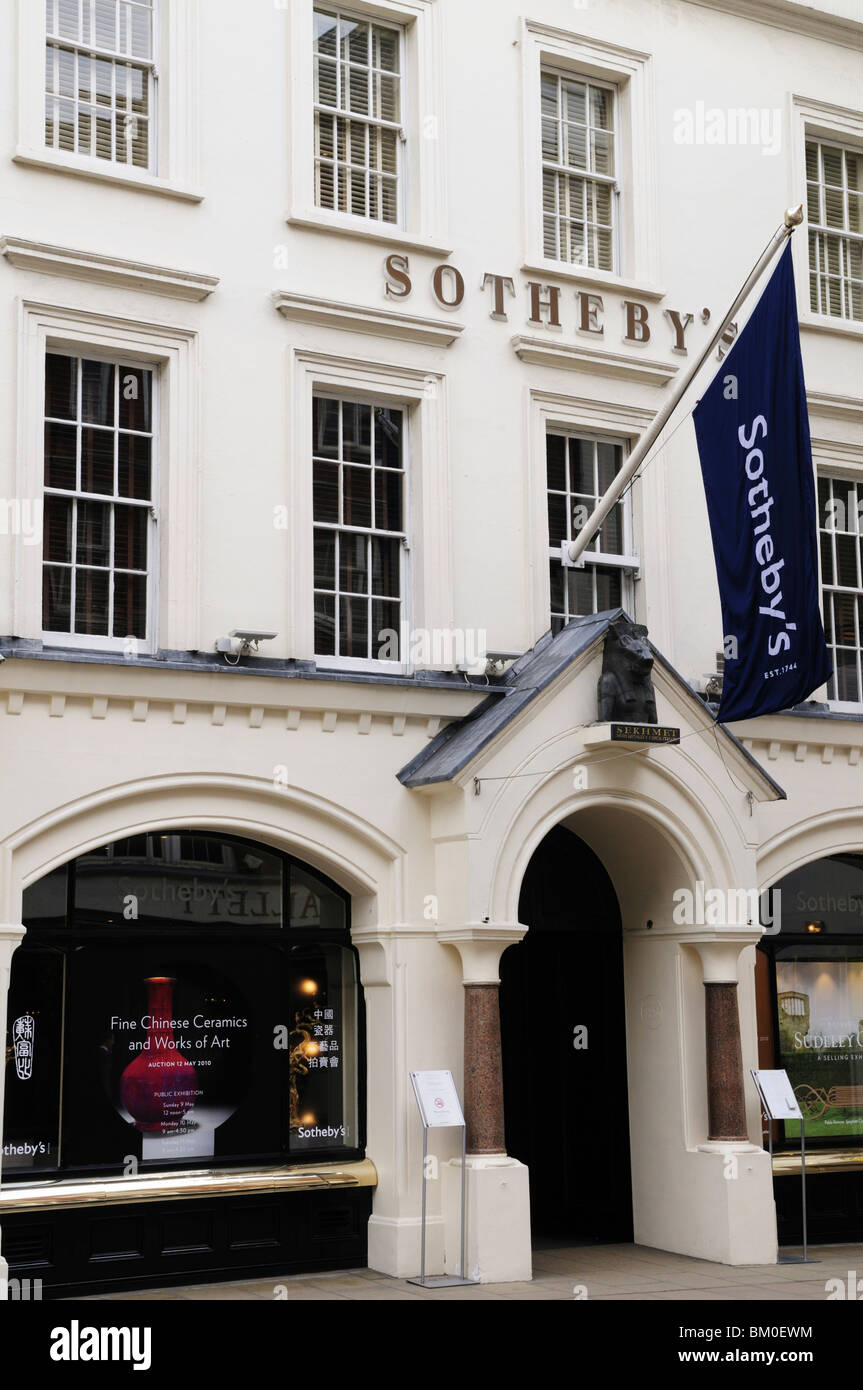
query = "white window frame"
xmin=814 ymin=455 xmax=863 ymax=711
xmin=43 ymin=0 xmax=159 ymax=175
xmin=287 ymin=0 xmax=450 ymax=254
xmin=547 ymin=429 xmax=638 ymax=630
xmin=16 ymin=300 xmax=202 ymax=654
xmin=526 ymin=390 xmax=651 ymax=643
xmin=15 ymin=0 xmax=202 ymax=201
xmin=521 ymin=20 xmax=660 ymax=297
xmin=539 ymin=67 xmax=620 ymax=276
xmin=792 ymin=95 xmax=863 ymax=341
xmin=290 ymin=350 xmax=451 ymax=674
xmin=311 ymin=391 xmax=411 ymax=671
xmin=312 ymin=7 xmax=405 ymax=229
xmin=805 ymin=137 xmax=863 ymax=325
xmin=42 ymin=347 xmax=159 ymax=653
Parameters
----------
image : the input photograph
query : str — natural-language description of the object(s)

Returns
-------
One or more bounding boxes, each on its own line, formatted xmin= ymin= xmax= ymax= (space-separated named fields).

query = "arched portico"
xmin=401 ymin=612 xmax=783 ymax=1277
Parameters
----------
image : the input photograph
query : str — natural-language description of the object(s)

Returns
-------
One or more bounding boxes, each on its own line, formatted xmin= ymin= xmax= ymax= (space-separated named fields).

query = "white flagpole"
xmin=566 ymin=204 xmax=804 ymax=566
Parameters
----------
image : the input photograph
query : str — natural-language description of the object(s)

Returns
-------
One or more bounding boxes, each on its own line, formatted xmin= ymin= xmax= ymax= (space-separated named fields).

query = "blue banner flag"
xmin=693 ymin=242 xmax=832 ymax=722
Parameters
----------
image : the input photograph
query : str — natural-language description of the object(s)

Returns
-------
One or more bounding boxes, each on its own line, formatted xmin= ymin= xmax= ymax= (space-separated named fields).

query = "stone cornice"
xmin=1 ymin=236 xmax=219 ymax=300
xmin=273 ymin=290 xmax=464 ymax=346
xmin=512 ymin=335 xmax=678 ymax=386
xmin=684 ymin=0 xmax=863 ymax=48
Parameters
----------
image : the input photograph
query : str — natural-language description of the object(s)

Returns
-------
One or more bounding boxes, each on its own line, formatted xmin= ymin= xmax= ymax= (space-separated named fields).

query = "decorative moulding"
xmin=807 ymin=391 xmax=863 ymax=424
xmin=1 ymin=236 xmax=219 ymax=300
xmin=273 ymin=290 xmax=464 ymax=346
xmin=512 ymin=334 xmax=678 ymax=386
xmin=686 ymin=0 xmax=863 ymax=48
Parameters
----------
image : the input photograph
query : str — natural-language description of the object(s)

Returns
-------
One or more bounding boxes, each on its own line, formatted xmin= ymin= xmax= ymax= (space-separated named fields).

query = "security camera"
xmin=215 ymin=630 xmax=278 ymax=662
xmin=229 ymin=629 xmax=278 ymax=644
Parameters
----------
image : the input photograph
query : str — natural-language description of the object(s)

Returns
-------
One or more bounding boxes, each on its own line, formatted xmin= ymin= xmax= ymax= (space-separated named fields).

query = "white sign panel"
xmin=752 ymin=1068 xmax=803 ymax=1121
xmin=410 ymin=1070 xmax=465 ymax=1129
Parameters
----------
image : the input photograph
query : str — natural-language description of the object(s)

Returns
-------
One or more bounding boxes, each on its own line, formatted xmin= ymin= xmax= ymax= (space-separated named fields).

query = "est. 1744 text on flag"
xmin=693 ymin=241 xmax=832 ymax=723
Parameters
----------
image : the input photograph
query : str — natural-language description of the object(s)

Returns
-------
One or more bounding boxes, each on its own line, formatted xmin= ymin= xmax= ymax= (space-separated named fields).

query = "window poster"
xmin=64 ymin=952 xmax=259 ymax=1169
xmin=2 ymin=950 xmax=63 ymax=1172
xmin=288 ymin=946 xmax=358 ymax=1153
xmin=776 ymin=955 xmax=863 ymax=1138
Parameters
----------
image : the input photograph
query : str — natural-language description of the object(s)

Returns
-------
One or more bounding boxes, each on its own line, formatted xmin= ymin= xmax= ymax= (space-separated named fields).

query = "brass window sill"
xmin=0 ymin=1159 xmax=377 ymax=1213
xmin=772 ymin=1148 xmax=863 ymax=1176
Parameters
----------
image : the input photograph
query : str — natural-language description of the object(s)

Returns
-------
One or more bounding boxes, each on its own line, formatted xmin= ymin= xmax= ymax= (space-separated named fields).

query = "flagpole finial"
xmin=784 ymin=203 xmax=804 ymax=229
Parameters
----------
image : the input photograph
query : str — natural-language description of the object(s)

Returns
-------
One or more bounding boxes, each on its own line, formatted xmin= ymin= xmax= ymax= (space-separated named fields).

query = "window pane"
xmin=118 ymin=366 xmax=152 ymax=431
xmin=314 ymin=10 xmax=338 ymax=57
xmin=288 ymin=946 xmax=358 ymax=1153
xmin=114 ymin=503 xmax=148 ymax=571
xmin=43 ymin=565 xmax=72 ymax=630
xmin=547 ymin=492 xmax=567 ymax=547
xmin=314 ymin=593 xmax=336 ymax=655
xmin=594 ymin=566 xmax=622 ymax=612
xmin=342 ymin=403 xmax=371 ymax=463
xmin=569 ymin=438 xmax=594 ymax=496
xmin=44 ymin=495 xmax=73 ymax=563
xmin=371 ymin=536 xmax=400 ymax=598
xmin=549 ymin=557 xmax=565 ymax=613
xmin=590 ymin=86 xmax=612 ymax=131
xmin=81 ymin=360 xmax=115 ymax=425
xmin=339 ymin=531 xmax=368 ymax=594
xmin=373 ymin=408 xmax=401 ymax=469
xmin=313 ymin=397 xmax=340 ymax=458
xmin=374 ymin=26 xmax=399 ymax=73
xmin=547 ymin=434 xmax=566 ymax=491
xmin=113 ymin=571 xmax=147 ymax=638
xmin=77 ymin=500 xmax=111 ymax=567
xmin=343 ymin=466 xmax=372 ymax=528
xmin=75 ymin=566 xmax=110 ymax=635
xmin=567 ymin=567 xmax=594 ymax=617
xmin=45 ymin=422 xmax=77 ymax=490
xmin=289 ymin=864 xmax=346 ymax=931
xmin=313 ymin=462 xmax=339 ymax=523
xmin=117 ymin=434 xmax=152 ymax=500
xmin=374 ymin=469 xmax=402 ymax=531
xmin=81 ymin=428 xmax=115 ymax=495
xmin=339 ymin=595 xmax=368 ymax=658
xmin=371 ymin=599 xmax=400 ymax=655
xmin=45 ymin=353 xmax=77 ymax=420
xmin=598 ymin=442 xmax=621 ymax=493
xmin=314 ymin=530 xmax=336 ymax=590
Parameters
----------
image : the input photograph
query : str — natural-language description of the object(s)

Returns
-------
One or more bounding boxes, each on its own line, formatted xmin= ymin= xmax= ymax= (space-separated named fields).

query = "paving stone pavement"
xmin=74 ymin=1242 xmax=863 ymax=1301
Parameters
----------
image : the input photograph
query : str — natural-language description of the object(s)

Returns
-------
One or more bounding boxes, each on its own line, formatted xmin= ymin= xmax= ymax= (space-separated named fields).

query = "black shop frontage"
xmin=1 ymin=829 xmax=372 ymax=1297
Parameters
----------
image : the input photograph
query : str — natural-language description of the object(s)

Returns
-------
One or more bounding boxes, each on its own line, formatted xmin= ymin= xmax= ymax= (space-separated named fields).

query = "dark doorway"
xmin=499 ymin=824 xmax=633 ymax=1243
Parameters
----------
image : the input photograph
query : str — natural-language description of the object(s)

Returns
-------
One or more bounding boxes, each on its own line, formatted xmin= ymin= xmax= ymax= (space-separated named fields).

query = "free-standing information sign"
xmin=751 ymin=1068 xmax=814 ymax=1265
xmin=411 ymin=1070 xmax=465 ymax=1129
xmin=752 ymin=1069 xmax=802 ymax=1122
xmin=408 ymin=1070 xmax=476 ymax=1288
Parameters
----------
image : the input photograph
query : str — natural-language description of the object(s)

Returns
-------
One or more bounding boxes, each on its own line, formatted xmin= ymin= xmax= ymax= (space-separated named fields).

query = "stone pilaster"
xmin=463 ymin=982 xmax=506 ymax=1155
xmin=437 ymin=924 xmax=532 ymax=1281
xmin=691 ymin=935 xmax=754 ymax=1144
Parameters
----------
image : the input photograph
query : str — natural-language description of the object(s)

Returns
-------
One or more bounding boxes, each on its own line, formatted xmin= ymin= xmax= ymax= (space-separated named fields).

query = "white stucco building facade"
xmin=1 ymin=0 xmax=863 ymax=1296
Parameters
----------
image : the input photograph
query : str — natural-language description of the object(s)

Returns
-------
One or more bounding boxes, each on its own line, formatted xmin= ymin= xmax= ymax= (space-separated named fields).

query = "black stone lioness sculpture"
xmin=597 ymin=620 xmax=658 ymax=724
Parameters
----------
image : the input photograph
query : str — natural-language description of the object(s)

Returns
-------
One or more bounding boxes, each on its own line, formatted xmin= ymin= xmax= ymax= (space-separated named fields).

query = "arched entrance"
xmin=499 ymin=824 xmax=633 ymax=1243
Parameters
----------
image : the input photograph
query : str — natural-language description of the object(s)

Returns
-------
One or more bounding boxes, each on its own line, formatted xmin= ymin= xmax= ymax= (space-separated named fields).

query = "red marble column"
xmin=704 ymin=982 xmax=748 ymax=1142
xmin=463 ymin=982 xmax=506 ymax=1155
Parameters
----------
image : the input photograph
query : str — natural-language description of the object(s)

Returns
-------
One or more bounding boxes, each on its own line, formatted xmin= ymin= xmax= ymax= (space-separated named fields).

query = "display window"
xmin=2 ymin=831 xmax=364 ymax=1178
xmin=759 ymin=853 xmax=863 ymax=1143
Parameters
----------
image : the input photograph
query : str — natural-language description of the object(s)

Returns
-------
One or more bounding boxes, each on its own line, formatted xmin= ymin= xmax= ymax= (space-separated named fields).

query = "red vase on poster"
xmin=120 ymin=977 xmax=198 ymax=1133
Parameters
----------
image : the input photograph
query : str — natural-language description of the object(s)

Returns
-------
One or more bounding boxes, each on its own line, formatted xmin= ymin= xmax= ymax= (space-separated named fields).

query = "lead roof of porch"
xmin=396 ymin=608 xmax=786 ymax=798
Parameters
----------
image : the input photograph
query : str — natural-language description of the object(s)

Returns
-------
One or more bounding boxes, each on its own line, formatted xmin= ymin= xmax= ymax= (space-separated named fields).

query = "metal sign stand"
xmin=751 ymin=1069 xmax=817 ymax=1265
xmin=407 ymin=1071 xmax=477 ymax=1288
